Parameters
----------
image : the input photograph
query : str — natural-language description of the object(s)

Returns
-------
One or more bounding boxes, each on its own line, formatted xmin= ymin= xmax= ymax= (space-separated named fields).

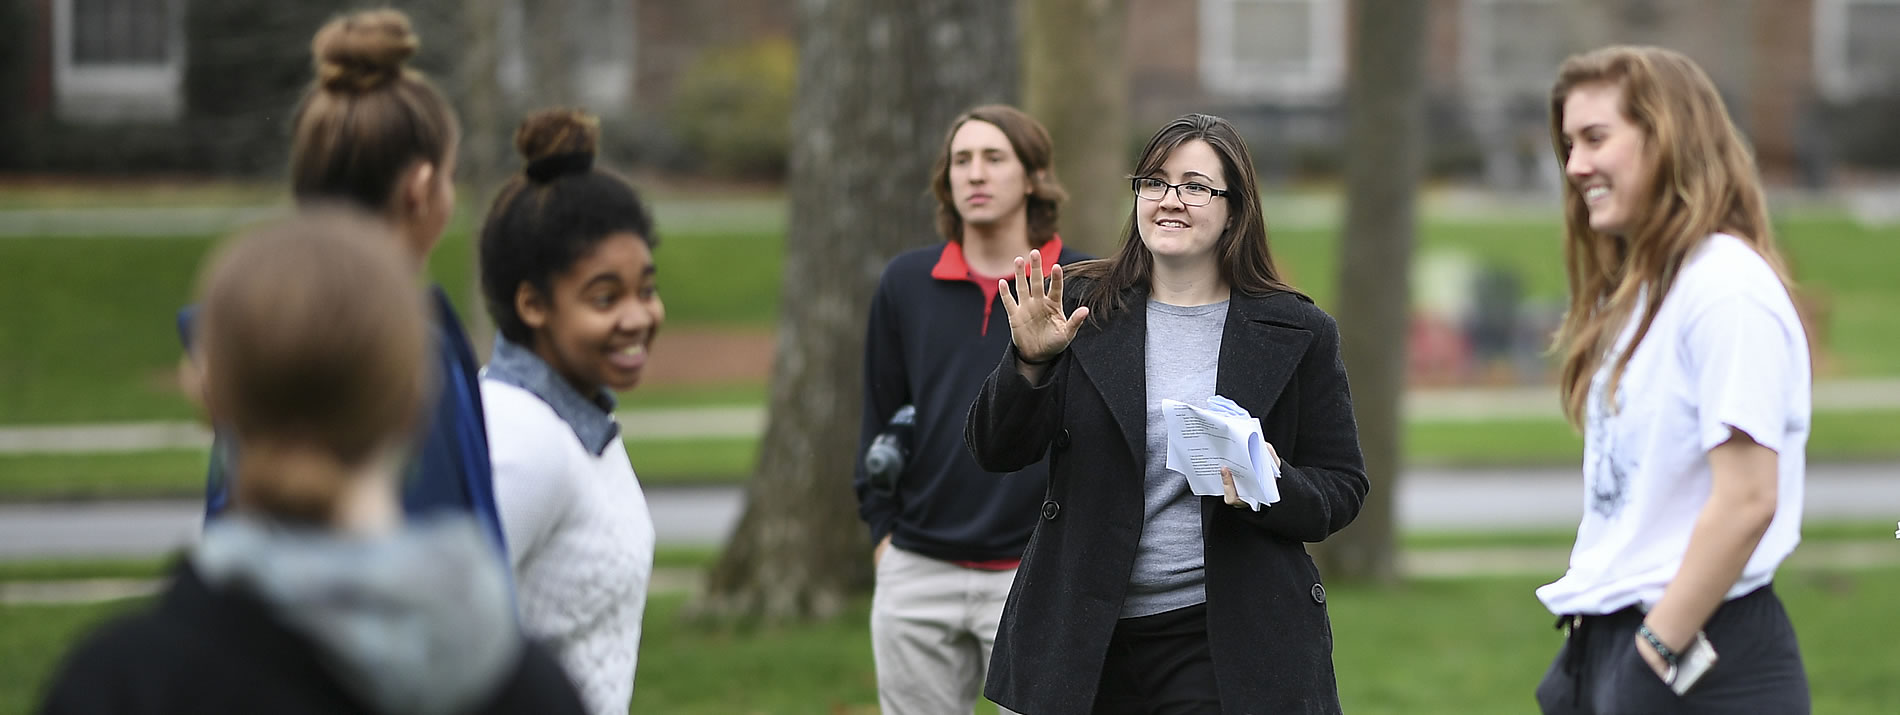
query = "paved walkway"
xmin=0 ymin=566 xmax=709 ymax=606
xmin=7 ymin=379 xmax=1900 ymax=455
xmin=6 ymin=464 xmax=1896 ymax=562
xmin=0 ymin=406 xmax=767 ymax=454
xmin=0 ymin=197 xmax=788 ymax=238
xmin=0 ymin=206 xmax=290 ymax=238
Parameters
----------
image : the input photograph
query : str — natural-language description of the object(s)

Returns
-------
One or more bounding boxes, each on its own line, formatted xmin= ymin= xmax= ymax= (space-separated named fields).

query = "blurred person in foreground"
xmin=478 ymin=108 xmax=662 ymax=715
xmin=966 ymin=113 xmax=1367 ymax=714
xmin=40 ymin=211 xmax=585 ymax=715
xmin=855 ymin=104 xmax=1086 ymax=715
xmin=1534 ymin=46 xmax=1811 ymax=714
xmin=182 ymin=8 xmax=506 ymax=561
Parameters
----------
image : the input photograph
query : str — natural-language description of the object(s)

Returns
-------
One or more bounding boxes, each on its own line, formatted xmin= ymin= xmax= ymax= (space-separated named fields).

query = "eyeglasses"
xmin=1132 ymin=177 xmax=1228 ymax=207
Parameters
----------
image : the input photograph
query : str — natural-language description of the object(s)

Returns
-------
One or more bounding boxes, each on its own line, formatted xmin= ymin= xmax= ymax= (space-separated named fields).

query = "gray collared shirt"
xmin=482 ymin=337 xmax=620 ymax=455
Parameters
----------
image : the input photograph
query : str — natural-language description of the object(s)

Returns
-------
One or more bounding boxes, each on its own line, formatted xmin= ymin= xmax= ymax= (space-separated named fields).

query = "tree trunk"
xmin=1317 ymin=0 xmax=1428 ymax=586
xmin=526 ymin=0 xmax=574 ymax=107
xmin=1023 ymin=0 xmax=1130 ymax=255
xmin=457 ymin=0 xmax=504 ymax=358
xmin=696 ymin=0 xmax=1018 ymax=624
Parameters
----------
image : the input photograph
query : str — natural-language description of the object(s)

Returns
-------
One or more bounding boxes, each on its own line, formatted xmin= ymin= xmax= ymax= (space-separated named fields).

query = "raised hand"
xmin=998 ymin=248 xmax=1090 ymax=364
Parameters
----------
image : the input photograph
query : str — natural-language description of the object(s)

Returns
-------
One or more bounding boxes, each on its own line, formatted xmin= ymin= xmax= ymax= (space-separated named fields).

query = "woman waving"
xmin=967 ymin=113 xmax=1367 ymax=715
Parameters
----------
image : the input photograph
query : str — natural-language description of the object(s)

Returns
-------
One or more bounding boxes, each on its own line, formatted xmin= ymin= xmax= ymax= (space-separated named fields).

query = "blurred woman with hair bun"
xmin=184 ymin=8 xmax=509 ymax=568
xmin=43 ymin=210 xmax=586 ymax=715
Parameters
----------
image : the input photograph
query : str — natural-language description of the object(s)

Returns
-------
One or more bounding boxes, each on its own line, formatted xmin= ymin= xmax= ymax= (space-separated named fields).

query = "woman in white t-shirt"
xmin=1535 ymin=46 xmax=1811 ymax=714
xmin=476 ymin=109 xmax=661 ymax=715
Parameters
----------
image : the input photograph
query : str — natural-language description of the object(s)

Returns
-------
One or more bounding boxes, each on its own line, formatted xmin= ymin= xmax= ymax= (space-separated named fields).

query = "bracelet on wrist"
xmin=1637 ymin=624 xmax=1680 ymax=666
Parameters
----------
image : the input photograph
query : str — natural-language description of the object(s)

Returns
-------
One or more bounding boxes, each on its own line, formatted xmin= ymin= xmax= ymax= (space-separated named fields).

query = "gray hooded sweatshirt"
xmin=192 ymin=515 xmax=522 ymax=715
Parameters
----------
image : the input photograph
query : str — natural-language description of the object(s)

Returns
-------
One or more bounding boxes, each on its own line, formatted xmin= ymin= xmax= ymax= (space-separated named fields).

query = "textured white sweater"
xmin=483 ymin=380 xmax=654 ymax=715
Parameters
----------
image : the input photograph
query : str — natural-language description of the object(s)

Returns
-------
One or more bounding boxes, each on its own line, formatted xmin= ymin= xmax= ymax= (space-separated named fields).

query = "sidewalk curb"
xmin=0 ymin=566 xmax=708 ymax=606
xmin=6 ymin=378 xmax=1900 ymax=455
xmin=9 ymin=545 xmax=1895 ymax=606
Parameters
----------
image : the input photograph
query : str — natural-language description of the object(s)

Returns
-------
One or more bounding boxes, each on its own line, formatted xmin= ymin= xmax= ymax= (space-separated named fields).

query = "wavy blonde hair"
xmin=1549 ymin=46 xmax=1794 ymax=428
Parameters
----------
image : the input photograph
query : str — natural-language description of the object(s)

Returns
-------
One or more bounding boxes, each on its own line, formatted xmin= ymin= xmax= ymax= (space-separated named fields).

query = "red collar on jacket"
xmin=930 ymin=235 xmax=1066 ymax=336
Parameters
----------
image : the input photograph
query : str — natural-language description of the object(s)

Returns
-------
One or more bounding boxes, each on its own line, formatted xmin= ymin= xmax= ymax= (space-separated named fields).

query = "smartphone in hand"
xmin=1668 ymin=631 xmax=1719 ymax=695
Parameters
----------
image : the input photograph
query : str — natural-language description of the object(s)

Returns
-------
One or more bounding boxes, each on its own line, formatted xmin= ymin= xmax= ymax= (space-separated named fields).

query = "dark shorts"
xmin=1536 ymin=584 xmax=1809 ymax=714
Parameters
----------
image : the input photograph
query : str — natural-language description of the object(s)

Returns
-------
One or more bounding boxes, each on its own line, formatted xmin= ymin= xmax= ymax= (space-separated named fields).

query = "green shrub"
xmin=668 ymin=38 xmax=796 ymax=179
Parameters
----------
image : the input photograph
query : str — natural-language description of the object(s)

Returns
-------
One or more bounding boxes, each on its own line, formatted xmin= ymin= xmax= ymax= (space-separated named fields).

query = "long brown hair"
xmin=197 ymin=210 xmax=432 ymax=524
xmin=1549 ymin=46 xmax=1795 ymax=428
xmin=929 ymin=104 xmax=1067 ymax=246
xmin=1068 ymin=113 xmax=1300 ymax=317
xmin=289 ymin=9 xmax=458 ymax=213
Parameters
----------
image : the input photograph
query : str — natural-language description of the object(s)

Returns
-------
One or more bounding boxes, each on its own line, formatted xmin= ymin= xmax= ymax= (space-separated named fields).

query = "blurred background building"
xmin=1 ymin=0 xmax=793 ymax=177
xmin=6 ymin=0 xmax=1899 ymax=187
xmin=1126 ymin=0 xmax=1900 ymax=190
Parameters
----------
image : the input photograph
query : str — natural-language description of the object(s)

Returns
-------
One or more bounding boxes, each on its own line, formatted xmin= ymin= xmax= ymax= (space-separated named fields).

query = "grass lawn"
xmin=7 ymin=519 xmax=1890 ymax=582
xmin=0 ymin=450 xmax=215 ymax=500
xmin=1332 ymin=567 xmax=1900 ymax=714
xmin=0 ymin=224 xmax=781 ymax=424
xmin=0 ymin=237 xmax=211 ymax=423
xmin=0 ymin=546 xmax=715 ymax=584
xmin=0 ymin=599 xmax=144 ymax=713
xmin=5 ymin=408 xmax=1895 ymax=499
xmin=3 ymin=212 xmax=1895 ymax=426
xmin=0 ymin=559 xmax=176 ymax=583
xmin=620 ymin=380 xmax=770 ymax=409
xmin=630 ymin=438 xmax=760 ymax=486
xmin=4 ymin=566 xmax=1896 ymax=713
xmin=1270 ymin=217 xmax=1900 ymax=376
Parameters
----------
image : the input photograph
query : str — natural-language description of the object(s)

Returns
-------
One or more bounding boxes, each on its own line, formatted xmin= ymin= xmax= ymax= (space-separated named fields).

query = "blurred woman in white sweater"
xmin=476 ymin=108 xmax=662 ymax=715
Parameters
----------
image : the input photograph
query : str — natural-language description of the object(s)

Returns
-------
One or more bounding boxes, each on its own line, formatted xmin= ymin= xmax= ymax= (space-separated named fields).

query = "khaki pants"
xmin=871 ymin=544 xmax=1019 ymax=715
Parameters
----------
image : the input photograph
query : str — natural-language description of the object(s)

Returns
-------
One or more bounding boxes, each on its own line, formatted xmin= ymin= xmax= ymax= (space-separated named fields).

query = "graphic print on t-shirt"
xmin=1584 ymin=362 xmax=1631 ymax=519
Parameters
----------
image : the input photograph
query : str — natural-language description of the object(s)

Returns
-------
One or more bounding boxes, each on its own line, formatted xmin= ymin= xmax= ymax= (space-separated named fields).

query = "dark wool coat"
xmin=966 ymin=282 xmax=1368 ymax=715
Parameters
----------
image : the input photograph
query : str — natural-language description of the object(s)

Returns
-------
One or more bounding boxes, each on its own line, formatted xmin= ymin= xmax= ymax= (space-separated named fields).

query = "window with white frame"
xmin=1199 ymin=0 xmax=1345 ymax=102
xmin=1815 ymin=0 xmax=1900 ymax=100
xmin=1461 ymin=0 xmax=1575 ymax=97
xmin=53 ymin=0 xmax=185 ymax=121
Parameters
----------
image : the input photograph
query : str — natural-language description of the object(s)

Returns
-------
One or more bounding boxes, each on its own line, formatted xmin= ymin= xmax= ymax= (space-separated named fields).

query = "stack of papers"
xmin=1162 ymin=396 xmax=1280 ymax=511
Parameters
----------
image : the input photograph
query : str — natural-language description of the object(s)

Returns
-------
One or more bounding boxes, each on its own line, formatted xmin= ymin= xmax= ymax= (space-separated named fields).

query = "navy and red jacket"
xmin=854 ymin=237 xmax=1089 ymax=564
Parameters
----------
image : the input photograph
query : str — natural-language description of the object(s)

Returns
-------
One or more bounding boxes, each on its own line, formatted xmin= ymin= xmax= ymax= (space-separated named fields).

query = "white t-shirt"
xmin=1537 ymin=233 xmax=1810 ymax=616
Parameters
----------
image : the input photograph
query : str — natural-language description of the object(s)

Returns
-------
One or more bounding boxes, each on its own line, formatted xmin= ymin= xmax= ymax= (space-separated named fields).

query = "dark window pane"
xmin=72 ymin=0 xmax=172 ymax=65
xmin=1847 ymin=4 xmax=1900 ymax=88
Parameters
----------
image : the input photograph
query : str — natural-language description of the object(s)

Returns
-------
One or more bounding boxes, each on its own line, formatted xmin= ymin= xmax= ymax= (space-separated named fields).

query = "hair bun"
xmin=514 ymin=108 xmax=602 ymax=180
xmin=312 ymin=10 xmax=420 ymax=94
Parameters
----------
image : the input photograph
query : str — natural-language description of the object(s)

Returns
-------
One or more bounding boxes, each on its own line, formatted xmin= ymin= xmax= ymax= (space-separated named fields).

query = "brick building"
xmin=6 ymin=0 xmax=1898 ymax=178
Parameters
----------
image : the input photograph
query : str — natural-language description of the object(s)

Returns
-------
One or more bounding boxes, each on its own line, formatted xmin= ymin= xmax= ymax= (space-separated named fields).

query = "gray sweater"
xmin=1123 ymin=298 xmax=1228 ymax=618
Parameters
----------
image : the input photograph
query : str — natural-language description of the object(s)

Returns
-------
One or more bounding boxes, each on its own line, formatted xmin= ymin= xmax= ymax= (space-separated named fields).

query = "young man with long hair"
xmin=855 ymin=104 xmax=1086 ymax=714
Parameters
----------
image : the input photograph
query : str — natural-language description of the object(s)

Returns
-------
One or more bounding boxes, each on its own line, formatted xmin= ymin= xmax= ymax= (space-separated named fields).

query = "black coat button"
xmin=1041 ymin=500 xmax=1060 ymax=520
xmin=1054 ymin=429 xmax=1072 ymax=450
xmin=1310 ymin=583 xmax=1326 ymax=604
